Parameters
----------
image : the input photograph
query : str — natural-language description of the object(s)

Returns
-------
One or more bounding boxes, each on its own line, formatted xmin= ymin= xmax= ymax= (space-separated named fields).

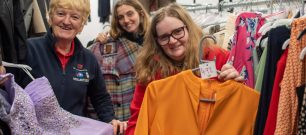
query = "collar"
xmin=55 ymin=40 xmax=75 ymax=57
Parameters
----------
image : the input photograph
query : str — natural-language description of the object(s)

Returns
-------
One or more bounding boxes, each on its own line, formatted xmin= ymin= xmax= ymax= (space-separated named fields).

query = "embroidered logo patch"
xmin=72 ymin=66 xmax=89 ymax=82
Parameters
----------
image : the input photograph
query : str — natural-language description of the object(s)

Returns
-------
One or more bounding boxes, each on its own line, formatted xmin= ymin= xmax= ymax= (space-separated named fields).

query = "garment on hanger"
xmin=0 ymin=0 xmax=27 ymax=64
xmin=254 ymin=40 xmax=268 ymax=92
xmin=254 ymin=25 xmax=291 ymax=135
xmin=98 ymin=0 xmax=110 ymax=23
xmin=221 ymin=14 xmax=237 ymax=50
xmin=263 ymin=49 xmax=288 ymax=135
xmin=0 ymin=73 xmax=113 ymax=135
xmin=275 ymin=18 xmax=306 ymax=134
xmin=227 ymin=12 xmax=265 ymax=88
xmin=297 ymin=85 xmax=306 ymax=134
xmin=135 ymin=70 xmax=259 ymax=135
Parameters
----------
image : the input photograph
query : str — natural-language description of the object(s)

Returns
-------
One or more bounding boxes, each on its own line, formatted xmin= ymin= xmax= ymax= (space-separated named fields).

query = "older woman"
xmin=23 ymin=0 xmax=125 ymax=134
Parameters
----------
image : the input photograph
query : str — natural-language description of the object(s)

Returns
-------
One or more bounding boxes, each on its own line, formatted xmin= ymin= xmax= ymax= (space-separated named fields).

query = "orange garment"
xmin=275 ymin=18 xmax=306 ymax=134
xmin=135 ymin=70 xmax=259 ymax=135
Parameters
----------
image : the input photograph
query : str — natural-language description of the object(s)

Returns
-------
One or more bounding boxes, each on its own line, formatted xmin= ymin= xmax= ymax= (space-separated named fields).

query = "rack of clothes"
xmin=253 ymin=13 xmax=306 ymax=134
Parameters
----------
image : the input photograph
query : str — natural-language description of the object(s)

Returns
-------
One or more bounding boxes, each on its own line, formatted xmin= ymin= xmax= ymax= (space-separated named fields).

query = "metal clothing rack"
xmin=185 ymin=0 xmax=298 ymax=13
xmin=185 ymin=0 xmax=270 ymax=12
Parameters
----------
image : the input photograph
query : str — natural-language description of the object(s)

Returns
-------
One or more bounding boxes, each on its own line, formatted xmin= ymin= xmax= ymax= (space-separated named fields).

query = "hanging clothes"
xmin=254 ymin=25 xmax=291 ymax=135
xmin=98 ymin=0 xmax=110 ymax=23
xmin=227 ymin=12 xmax=265 ymax=88
xmin=0 ymin=73 xmax=113 ymax=135
xmin=0 ymin=0 xmax=27 ymax=64
xmin=135 ymin=70 xmax=259 ymax=135
xmin=263 ymin=48 xmax=288 ymax=135
xmin=275 ymin=18 xmax=306 ymax=135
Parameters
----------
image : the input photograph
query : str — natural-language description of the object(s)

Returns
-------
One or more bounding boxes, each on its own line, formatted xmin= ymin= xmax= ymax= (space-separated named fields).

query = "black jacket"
xmin=24 ymin=29 xmax=115 ymax=122
xmin=0 ymin=0 xmax=27 ymax=64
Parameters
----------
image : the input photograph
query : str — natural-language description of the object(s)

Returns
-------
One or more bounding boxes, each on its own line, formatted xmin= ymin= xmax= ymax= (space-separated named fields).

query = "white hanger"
xmin=258 ymin=21 xmax=273 ymax=34
xmin=3 ymin=61 xmax=32 ymax=71
xmin=282 ymin=39 xmax=290 ymax=50
xmin=261 ymin=37 xmax=268 ymax=48
xmin=300 ymin=47 xmax=306 ymax=60
xmin=261 ymin=19 xmax=290 ymax=36
xmin=2 ymin=61 xmax=34 ymax=81
xmin=271 ymin=19 xmax=292 ymax=29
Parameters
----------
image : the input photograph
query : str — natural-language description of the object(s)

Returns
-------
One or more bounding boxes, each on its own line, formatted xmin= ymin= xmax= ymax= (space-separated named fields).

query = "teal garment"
xmin=255 ymin=47 xmax=267 ymax=92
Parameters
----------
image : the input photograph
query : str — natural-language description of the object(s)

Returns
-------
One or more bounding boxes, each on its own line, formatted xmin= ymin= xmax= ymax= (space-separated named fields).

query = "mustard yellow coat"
xmin=135 ymin=70 xmax=259 ymax=135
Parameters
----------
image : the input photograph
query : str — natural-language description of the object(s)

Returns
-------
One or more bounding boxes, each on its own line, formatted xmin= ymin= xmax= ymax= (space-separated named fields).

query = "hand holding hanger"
xmin=218 ymin=64 xmax=244 ymax=82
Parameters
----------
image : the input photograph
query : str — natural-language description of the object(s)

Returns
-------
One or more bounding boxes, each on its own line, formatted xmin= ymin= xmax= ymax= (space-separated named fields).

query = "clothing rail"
xmin=185 ymin=0 xmax=298 ymax=12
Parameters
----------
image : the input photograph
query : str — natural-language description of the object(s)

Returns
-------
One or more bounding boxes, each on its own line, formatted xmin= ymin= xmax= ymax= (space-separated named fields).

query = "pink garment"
xmin=228 ymin=12 xmax=265 ymax=88
xmin=0 ymin=74 xmax=113 ymax=135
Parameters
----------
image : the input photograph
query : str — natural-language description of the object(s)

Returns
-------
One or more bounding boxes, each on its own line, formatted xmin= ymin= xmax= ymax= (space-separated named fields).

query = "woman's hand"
xmin=0 ymin=66 xmax=7 ymax=85
xmin=218 ymin=64 xmax=244 ymax=82
xmin=95 ymin=32 xmax=109 ymax=44
xmin=110 ymin=119 xmax=127 ymax=135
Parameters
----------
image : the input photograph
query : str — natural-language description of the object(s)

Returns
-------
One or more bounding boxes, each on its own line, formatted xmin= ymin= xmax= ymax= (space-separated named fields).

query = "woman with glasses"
xmin=125 ymin=3 xmax=244 ymax=135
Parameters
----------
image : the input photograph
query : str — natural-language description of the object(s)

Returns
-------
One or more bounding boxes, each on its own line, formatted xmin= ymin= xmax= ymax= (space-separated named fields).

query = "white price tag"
xmin=199 ymin=61 xmax=218 ymax=79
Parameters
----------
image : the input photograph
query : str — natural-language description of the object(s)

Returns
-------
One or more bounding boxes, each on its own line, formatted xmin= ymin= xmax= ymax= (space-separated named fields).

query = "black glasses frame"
xmin=156 ymin=25 xmax=187 ymax=46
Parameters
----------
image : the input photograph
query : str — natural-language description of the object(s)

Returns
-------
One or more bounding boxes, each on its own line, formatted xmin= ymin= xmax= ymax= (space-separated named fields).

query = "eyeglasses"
xmin=156 ymin=25 xmax=186 ymax=46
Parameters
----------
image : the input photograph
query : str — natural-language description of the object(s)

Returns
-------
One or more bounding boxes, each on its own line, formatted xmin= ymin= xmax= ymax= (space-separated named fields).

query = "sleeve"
xmin=125 ymin=83 xmax=148 ymax=135
xmin=87 ymin=58 xmax=115 ymax=123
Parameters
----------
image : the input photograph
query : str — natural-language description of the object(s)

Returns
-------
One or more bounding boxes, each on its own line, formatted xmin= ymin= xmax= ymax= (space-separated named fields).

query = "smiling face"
xmin=156 ymin=16 xmax=189 ymax=62
xmin=117 ymin=5 xmax=141 ymax=34
xmin=49 ymin=8 xmax=84 ymax=41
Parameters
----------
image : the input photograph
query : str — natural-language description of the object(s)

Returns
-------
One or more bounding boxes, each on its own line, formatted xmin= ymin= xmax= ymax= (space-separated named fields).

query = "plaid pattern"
xmin=90 ymin=37 xmax=141 ymax=121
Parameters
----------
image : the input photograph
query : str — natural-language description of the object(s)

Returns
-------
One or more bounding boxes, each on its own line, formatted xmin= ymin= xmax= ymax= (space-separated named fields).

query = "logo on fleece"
xmin=72 ymin=64 xmax=89 ymax=82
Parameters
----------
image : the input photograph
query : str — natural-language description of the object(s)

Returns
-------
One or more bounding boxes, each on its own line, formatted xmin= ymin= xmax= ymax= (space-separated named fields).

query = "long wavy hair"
xmin=109 ymin=0 xmax=150 ymax=39
xmin=135 ymin=3 xmax=204 ymax=84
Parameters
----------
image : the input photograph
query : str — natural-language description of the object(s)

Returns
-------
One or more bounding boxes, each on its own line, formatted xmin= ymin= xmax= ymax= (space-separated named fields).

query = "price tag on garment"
xmin=199 ymin=61 xmax=218 ymax=79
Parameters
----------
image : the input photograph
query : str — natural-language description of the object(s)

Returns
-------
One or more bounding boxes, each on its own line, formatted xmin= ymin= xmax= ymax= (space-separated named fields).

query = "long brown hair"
xmin=109 ymin=0 xmax=150 ymax=39
xmin=135 ymin=3 xmax=204 ymax=84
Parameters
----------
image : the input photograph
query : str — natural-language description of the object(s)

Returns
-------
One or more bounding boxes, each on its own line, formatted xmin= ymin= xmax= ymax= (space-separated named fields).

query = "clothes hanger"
xmin=300 ymin=47 xmax=306 ymax=60
xmin=2 ymin=61 xmax=34 ymax=81
xmin=297 ymin=28 xmax=306 ymax=40
xmin=258 ymin=21 xmax=274 ymax=35
xmin=271 ymin=19 xmax=292 ymax=28
xmin=282 ymin=38 xmax=290 ymax=50
xmin=260 ymin=37 xmax=269 ymax=49
xmin=191 ymin=35 xmax=223 ymax=103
